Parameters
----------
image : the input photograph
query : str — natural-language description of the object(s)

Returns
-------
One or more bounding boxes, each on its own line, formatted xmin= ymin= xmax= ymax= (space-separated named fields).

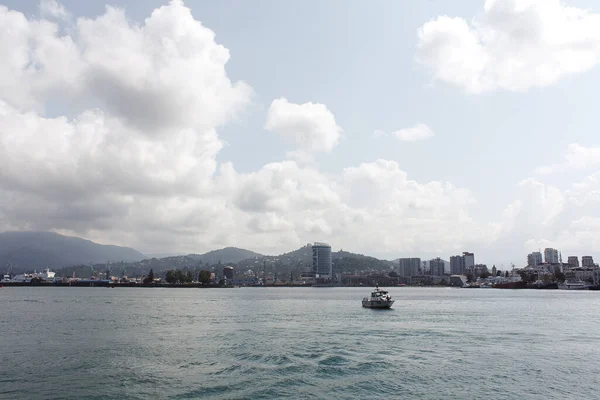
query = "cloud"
xmin=392 ymin=123 xmax=435 ymax=142
xmin=493 ymin=175 xmax=600 ymax=259
xmin=0 ymin=1 xmax=249 ymax=247
xmin=4 ymin=1 xmax=599 ymax=264
xmin=223 ymin=159 xmax=484 ymax=255
xmin=39 ymin=0 xmax=70 ymax=20
xmin=416 ymin=0 xmax=600 ymax=93
xmin=0 ymin=1 xmax=251 ymax=132
xmin=265 ymin=97 xmax=342 ymax=152
xmin=535 ymin=143 xmax=600 ymax=174
xmin=372 ymin=124 xmax=434 ymax=142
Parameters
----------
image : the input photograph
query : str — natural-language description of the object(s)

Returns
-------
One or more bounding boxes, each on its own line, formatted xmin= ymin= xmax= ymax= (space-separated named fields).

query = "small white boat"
xmin=362 ymin=285 xmax=394 ymax=308
xmin=557 ymin=280 xmax=589 ymax=290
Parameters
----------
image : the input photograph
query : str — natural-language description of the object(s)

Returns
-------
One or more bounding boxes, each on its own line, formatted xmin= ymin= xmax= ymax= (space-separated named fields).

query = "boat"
xmin=557 ymin=280 xmax=589 ymax=290
xmin=491 ymin=278 xmax=527 ymax=289
xmin=362 ymin=285 xmax=394 ymax=308
xmin=9 ymin=268 xmax=56 ymax=283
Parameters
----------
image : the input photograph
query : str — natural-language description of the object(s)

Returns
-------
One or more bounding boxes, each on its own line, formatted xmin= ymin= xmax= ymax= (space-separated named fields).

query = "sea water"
xmin=1 ymin=287 xmax=599 ymax=399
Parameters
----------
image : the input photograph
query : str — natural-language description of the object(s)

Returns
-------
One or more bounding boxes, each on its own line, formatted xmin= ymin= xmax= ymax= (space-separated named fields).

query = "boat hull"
xmin=557 ymin=280 xmax=589 ymax=290
xmin=362 ymin=300 xmax=394 ymax=309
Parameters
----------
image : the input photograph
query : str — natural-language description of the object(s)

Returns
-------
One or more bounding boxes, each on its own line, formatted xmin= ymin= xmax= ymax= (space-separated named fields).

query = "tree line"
xmin=165 ymin=269 xmax=212 ymax=285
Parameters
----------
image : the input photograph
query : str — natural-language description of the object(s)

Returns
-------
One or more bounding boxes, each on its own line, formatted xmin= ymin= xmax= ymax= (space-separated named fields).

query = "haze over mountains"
xmin=0 ymin=232 xmax=144 ymax=272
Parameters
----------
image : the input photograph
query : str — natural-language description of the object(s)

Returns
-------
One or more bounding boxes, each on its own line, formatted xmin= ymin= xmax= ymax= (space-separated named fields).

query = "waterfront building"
xmin=398 ymin=258 xmax=421 ymax=277
xmin=463 ymin=252 xmax=475 ymax=270
xmin=223 ymin=266 xmax=234 ymax=281
xmin=527 ymin=251 xmax=543 ymax=267
xmin=564 ymin=267 xmax=599 ymax=283
xmin=567 ymin=256 xmax=580 ymax=267
xmin=544 ymin=248 xmax=559 ymax=264
xmin=450 ymin=255 xmax=465 ymax=275
xmin=429 ymin=257 xmax=445 ymax=276
xmin=312 ymin=242 xmax=332 ymax=278
xmin=450 ymin=252 xmax=474 ymax=275
xmin=582 ymin=256 xmax=595 ymax=267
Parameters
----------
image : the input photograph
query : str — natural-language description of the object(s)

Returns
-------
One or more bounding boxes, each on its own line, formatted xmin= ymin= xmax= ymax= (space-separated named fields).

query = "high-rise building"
xmin=544 ymin=248 xmax=559 ymax=264
xmin=429 ymin=257 xmax=445 ymax=276
xmin=223 ymin=266 xmax=234 ymax=280
xmin=582 ymin=256 xmax=595 ymax=267
xmin=463 ymin=252 xmax=475 ymax=270
xmin=450 ymin=252 xmax=474 ymax=275
xmin=312 ymin=242 xmax=332 ymax=278
xmin=567 ymin=256 xmax=580 ymax=267
xmin=398 ymin=258 xmax=421 ymax=277
xmin=450 ymin=255 xmax=465 ymax=275
xmin=528 ymin=252 xmax=543 ymax=266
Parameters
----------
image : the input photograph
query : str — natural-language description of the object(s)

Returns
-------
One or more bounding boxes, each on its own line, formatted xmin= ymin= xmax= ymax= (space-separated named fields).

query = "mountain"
xmin=0 ymin=231 xmax=145 ymax=273
xmin=187 ymin=247 xmax=264 ymax=265
xmin=231 ymin=244 xmax=393 ymax=275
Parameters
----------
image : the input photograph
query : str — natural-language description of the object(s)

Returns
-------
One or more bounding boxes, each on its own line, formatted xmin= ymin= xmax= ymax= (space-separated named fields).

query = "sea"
xmin=1 ymin=286 xmax=599 ymax=400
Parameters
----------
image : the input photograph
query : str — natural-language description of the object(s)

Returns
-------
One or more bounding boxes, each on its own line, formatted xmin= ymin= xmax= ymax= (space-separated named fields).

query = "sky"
xmin=1 ymin=0 xmax=600 ymax=266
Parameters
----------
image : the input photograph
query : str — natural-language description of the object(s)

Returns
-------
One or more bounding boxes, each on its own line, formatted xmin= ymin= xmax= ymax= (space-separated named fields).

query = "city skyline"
xmin=1 ymin=1 xmax=600 ymax=266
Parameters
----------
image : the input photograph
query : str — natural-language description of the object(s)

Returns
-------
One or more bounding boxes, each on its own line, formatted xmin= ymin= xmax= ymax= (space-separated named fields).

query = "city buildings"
xmin=398 ymin=258 xmax=421 ymax=277
xmin=429 ymin=257 xmax=445 ymax=276
xmin=582 ymin=256 xmax=595 ymax=267
xmin=463 ymin=252 xmax=475 ymax=271
xmin=450 ymin=252 xmax=474 ymax=275
xmin=450 ymin=255 xmax=464 ymax=275
xmin=567 ymin=256 xmax=580 ymax=267
xmin=527 ymin=251 xmax=543 ymax=267
xmin=544 ymin=248 xmax=559 ymax=264
xmin=312 ymin=242 xmax=332 ymax=278
xmin=223 ymin=266 xmax=234 ymax=281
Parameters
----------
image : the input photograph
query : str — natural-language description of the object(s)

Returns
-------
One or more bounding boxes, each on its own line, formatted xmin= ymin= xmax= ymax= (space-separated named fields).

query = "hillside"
xmin=233 ymin=244 xmax=393 ymax=275
xmin=0 ymin=231 xmax=145 ymax=273
xmin=187 ymin=247 xmax=264 ymax=265
xmin=7 ymin=236 xmax=397 ymax=278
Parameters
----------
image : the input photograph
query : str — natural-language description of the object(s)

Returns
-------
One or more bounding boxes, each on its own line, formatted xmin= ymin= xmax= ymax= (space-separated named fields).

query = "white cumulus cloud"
xmin=372 ymin=124 xmax=434 ymax=142
xmin=535 ymin=143 xmax=600 ymax=174
xmin=0 ymin=1 xmax=250 ymax=249
xmin=265 ymin=97 xmax=342 ymax=152
xmin=417 ymin=0 xmax=600 ymax=93
xmin=492 ymin=174 xmax=600 ymax=258
xmin=39 ymin=0 xmax=70 ymax=20
xmin=5 ymin=0 xmax=596 ymax=263
xmin=392 ymin=123 xmax=435 ymax=142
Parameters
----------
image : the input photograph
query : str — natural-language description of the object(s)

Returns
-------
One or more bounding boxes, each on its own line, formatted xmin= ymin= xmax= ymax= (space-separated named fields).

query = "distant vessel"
xmin=557 ymin=280 xmax=589 ymax=290
xmin=491 ymin=277 xmax=526 ymax=289
xmin=362 ymin=285 xmax=394 ymax=309
xmin=9 ymin=268 xmax=56 ymax=283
